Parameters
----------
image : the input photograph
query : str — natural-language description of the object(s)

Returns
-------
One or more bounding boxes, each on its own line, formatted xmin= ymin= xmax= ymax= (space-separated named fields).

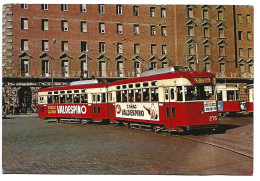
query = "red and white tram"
xmin=246 ymin=84 xmax=254 ymax=114
xmin=38 ymin=67 xmax=218 ymax=132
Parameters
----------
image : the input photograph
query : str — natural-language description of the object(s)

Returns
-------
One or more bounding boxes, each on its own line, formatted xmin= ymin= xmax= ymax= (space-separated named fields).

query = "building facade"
xmin=2 ymin=4 xmax=254 ymax=113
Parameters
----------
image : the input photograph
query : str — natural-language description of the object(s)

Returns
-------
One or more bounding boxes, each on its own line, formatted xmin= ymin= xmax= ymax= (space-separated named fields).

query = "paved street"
xmin=2 ymin=115 xmax=253 ymax=174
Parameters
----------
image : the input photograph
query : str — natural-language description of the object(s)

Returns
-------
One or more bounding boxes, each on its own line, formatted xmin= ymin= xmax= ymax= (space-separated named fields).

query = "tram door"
xmin=164 ymin=87 xmax=177 ymax=129
xmin=92 ymin=93 xmax=104 ymax=121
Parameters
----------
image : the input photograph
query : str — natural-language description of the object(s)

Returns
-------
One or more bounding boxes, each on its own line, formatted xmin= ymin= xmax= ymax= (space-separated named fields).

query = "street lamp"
xmin=52 ymin=39 xmax=56 ymax=87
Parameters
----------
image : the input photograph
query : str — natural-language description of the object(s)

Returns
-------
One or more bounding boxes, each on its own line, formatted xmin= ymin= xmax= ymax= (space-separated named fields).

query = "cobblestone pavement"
xmin=2 ymin=115 xmax=253 ymax=174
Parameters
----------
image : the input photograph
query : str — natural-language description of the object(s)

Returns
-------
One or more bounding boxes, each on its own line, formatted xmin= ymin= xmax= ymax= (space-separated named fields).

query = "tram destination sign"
xmin=116 ymin=103 xmax=159 ymax=121
xmin=204 ymin=100 xmax=217 ymax=112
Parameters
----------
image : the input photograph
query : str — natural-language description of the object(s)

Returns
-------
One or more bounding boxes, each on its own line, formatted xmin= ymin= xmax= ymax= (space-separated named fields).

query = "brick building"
xmin=2 ymin=4 xmax=254 ymax=113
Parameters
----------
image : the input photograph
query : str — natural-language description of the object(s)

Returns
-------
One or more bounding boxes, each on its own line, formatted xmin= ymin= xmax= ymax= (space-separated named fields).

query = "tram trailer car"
xmin=38 ymin=67 xmax=219 ymax=132
xmin=107 ymin=67 xmax=218 ymax=132
xmin=246 ymin=84 xmax=254 ymax=114
xmin=38 ymin=81 xmax=109 ymax=123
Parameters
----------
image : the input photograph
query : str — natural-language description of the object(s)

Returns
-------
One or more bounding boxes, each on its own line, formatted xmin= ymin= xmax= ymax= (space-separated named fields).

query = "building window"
xmin=134 ymin=43 xmax=140 ymax=54
xmin=162 ymin=45 xmax=167 ymax=55
xmin=151 ymin=44 xmax=156 ymax=55
xmin=81 ymin=4 xmax=87 ymax=12
xmin=150 ymin=7 xmax=156 ymax=17
xmin=81 ymin=61 xmax=88 ymax=78
xmin=203 ymin=45 xmax=210 ymax=55
xmin=61 ymin=4 xmax=68 ymax=11
xmin=117 ymin=61 xmax=124 ymax=77
xmin=99 ymin=42 xmax=105 ymax=53
xmin=202 ymin=9 xmax=209 ymax=19
xmin=203 ymin=27 xmax=210 ymax=37
xmin=61 ymin=20 xmax=68 ymax=31
xmin=219 ymin=46 xmax=225 ymax=56
xmin=247 ymin=31 xmax=252 ymax=40
xmin=161 ymin=26 xmax=167 ymax=36
xmin=117 ymin=24 xmax=123 ymax=34
xmin=188 ymin=26 xmax=195 ymax=36
xmin=42 ymin=60 xmax=49 ymax=77
xmin=21 ymin=4 xmax=28 ymax=9
xmin=41 ymin=4 xmax=48 ymax=10
xmin=151 ymin=25 xmax=156 ymax=36
xmin=62 ymin=41 xmax=68 ymax=52
xmin=61 ymin=60 xmax=69 ymax=77
xmin=188 ymin=44 xmax=195 ymax=55
xmin=134 ymin=62 xmax=141 ymax=77
xmin=205 ymin=63 xmax=210 ymax=72
xmin=99 ymin=4 xmax=105 ymax=14
xmin=42 ymin=40 xmax=49 ymax=51
xmin=238 ymin=31 xmax=243 ymax=40
xmin=21 ymin=18 xmax=28 ymax=30
xmin=220 ymin=63 xmax=225 ymax=73
xmin=239 ymin=48 xmax=243 ymax=57
xmin=81 ymin=41 xmax=88 ymax=52
xmin=237 ymin=14 xmax=242 ymax=23
xmin=116 ymin=5 xmax=122 ymax=15
xmin=42 ymin=19 xmax=48 ymax=31
xmin=162 ymin=62 xmax=168 ymax=68
xmin=133 ymin=6 xmax=139 ymax=16
xmin=248 ymin=48 xmax=252 ymax=58
xmin=218 ymin=28 xmax=225 ymax=38
xmin=21 ymin=39 xmax=28 ymax=51
xmin=117 ymin=43 xmax=123 ymax=54
xmin=99 ymin=23 xmax=105 ymax=33
xmin=239 ymin=64 xmax=245 ymax=75
xmin=189 ymin=62 xmax=195 ymax=71
xmin=134 ymin=24 xmax=139 ymax=35
xmin=187 ymin=8 xmax=194 ymax=18
xmin=246 ymin=14 xmax=251 ymax=23
xmin=217 ymin=10 xmax=224 ymax=20
xmin=21 ymin=59 xmax=29 ymax=77
xmin=151 ymin=62 xmax=157 ymax=69
xmin=248 ymin=64 xmax=253 ymax=73
xmin=161 ymin=8 xmax=166 ymax=18
xmin=81 ymin=21 xmax=87 ymax=32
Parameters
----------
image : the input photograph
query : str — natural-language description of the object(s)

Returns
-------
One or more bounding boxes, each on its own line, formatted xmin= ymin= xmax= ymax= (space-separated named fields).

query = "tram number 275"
xmin=209 ymin=116 xmax=217 ymax=121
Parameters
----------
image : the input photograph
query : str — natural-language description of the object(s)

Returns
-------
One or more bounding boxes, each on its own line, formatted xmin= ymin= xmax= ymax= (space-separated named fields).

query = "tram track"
xmin=174 ymin=134 xmax=253 ymax=159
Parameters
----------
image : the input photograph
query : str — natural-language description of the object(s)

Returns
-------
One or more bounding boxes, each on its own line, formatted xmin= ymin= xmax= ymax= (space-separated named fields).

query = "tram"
xmin=246 ymin=84 xmax=254 ymax=114
xmin=38 ymin=66 xmax=219 ymax=132
xmin=216 ymin=84 xmax=242 ymax=116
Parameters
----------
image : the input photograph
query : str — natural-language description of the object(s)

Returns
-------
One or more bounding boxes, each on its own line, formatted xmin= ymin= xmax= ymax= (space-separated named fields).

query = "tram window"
xmin=98 ymin=106 xmax=100 ymax=113
xmin=122 ymin=85 xmax=127 ymax=89
xmin=74 ymin=90 xmax=79 ymax=93
xmin=227 ymin=90 xmax=235 ymax=101
xmin=122 ymin=90 xmax=127 ymax=102
xmin=81 ymin=94 xmax=88 ymax=103
xmin=143 ymin=88 xmax=150 ymax=102
xmin=143 ymin=82 xmax=149 ymax=87
xmin=135 ymin=89 xmax=142 ymax=102
xmin=235 ymin=90 xmax=239 ymax=101
xmin=166 ymin=107 xmax=169 ymax=117
xmin=165 ymin=88 xmax=169 ymax=101
xmin=66 ymin=94 xmax=73 ymax=103
xmin=48 ymin=92 xmax=52 ymax=95
xmin=54 ymin=95 xmax=59 ymax=104
xmin=54 ymin=91 xmax=58 ymax=94
xmin=177 ymin=86 xmax=183 ymax=101
xmin=151 ymin=81 xmax=157 ymax=86
xmin=116 ymin=86 xmax=120 ymax=90
xmin=217 ymin=91 xmax=223 ymax=101
xmin=116 ymin=91 xmax=121 ymax=102
xmin=60 ymin=95 xmax=65 ymax=103
xmin=128 ymin=90 xmax=134 ymax=102
xmin=170 ymin=88 xmax=175 ymax=100
xmin=129 ymin=84 xmax=133 ymax=88
xmin=81 ymin=90 xmax=86 ymax=93
xmin=136 ymin=83 xmax=141 ymax=88
xmin=102 ymin=93 xmax=106 ymax=103
xmin=93 ymin=95 xmax=96 ymax=102
xmin=60 ymin=91 xmax=65 ymax=94
xmin=108 ymin=92 xmax=112 ymax=102
xmin=67 ymin=90 xmax=72 ymax=94
xmin=151 ymin=88 xmax=158 ymax=102
xmin=74 ymin=94 xmax=80 ymax=103
xmin=97 ymin=94 xmax=101 ymax=102
xmin=172 ymin=107 xmax=175 ymax=117
xmin=47 ymin=95 xmax=53 ymax=104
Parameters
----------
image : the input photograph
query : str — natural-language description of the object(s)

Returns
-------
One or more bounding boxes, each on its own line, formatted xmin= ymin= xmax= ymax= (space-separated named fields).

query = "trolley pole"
xmin=86 ymin=49 xmax=88 ymax=79
xmin=195 ymin=42 xmax=199 ymax=71
xmin=52 ymin=39 xmax=56 ymax=87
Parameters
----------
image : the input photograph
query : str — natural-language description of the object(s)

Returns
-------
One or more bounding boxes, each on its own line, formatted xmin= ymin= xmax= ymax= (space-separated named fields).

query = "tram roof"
xmin=38 ymin=82 xmax=106 ymax=92
xmin=108 ymin=71 xmax=215 ymax=86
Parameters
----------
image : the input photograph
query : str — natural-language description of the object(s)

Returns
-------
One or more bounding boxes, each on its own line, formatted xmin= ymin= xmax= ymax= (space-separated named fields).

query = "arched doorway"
xmin=18 ymin=87 xmax=32 ymax=113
